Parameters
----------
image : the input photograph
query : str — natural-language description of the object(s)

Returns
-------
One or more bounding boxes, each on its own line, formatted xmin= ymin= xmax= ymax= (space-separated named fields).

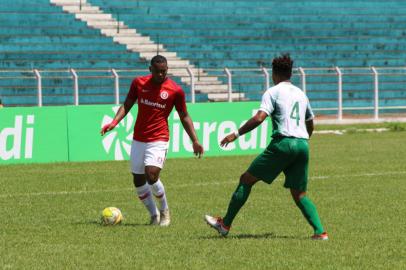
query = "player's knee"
xmin=132 ymin=173 xmax=146 ymax=187
xmin=290 ymin=189 xmax=306 ymax=203
xmin=240 ymin=172 xmax=258 ymax=186
xmin=145 ymin=168 xmax=160 ymax=184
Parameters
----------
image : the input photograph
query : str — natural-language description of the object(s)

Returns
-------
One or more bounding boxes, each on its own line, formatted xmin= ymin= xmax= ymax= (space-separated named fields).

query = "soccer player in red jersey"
xmin=101 ymin=55 xmax=204 ymax=226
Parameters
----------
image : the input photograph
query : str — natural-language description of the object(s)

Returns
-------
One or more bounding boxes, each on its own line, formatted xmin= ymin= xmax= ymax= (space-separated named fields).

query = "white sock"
xmin=136 ymin=183 xmax=158 ymax=217
xmin=150 ymin=179 xmax=168 ymax=211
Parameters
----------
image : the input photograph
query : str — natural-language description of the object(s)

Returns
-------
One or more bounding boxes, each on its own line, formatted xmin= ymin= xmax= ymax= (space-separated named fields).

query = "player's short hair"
xmin=150 ymin=55 xmax=167 ymax=66
xmin=272 ymin=54 xmax=293 ymax=79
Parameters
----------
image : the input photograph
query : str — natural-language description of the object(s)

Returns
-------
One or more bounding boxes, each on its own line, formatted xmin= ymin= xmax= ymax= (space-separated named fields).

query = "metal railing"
xmin=1 ymin=66 xmax=406 ymax=120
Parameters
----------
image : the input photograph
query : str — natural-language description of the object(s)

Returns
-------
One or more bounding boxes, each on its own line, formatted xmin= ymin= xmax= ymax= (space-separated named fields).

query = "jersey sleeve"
xmin=259 ymin=90 xmax=274 ymax=115
xmin=174 ymin=88 xmax=187 ymax=113
xmin=305 ymin=97 xmax=315 ymax=121
xmin=126 ymin=78 xmax=138 ymax=101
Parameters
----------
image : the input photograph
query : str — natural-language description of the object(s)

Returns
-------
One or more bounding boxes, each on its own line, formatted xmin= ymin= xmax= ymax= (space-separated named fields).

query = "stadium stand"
xmin=0 ymin=0 xmax=149 ymax=106
xmin=0 ymin=0 xmax=405 ymax=114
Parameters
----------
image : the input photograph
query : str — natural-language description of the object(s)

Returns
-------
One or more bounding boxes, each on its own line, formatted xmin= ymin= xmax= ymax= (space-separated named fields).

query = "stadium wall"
xmin=0 ymin=103 xmax=271 ymax=164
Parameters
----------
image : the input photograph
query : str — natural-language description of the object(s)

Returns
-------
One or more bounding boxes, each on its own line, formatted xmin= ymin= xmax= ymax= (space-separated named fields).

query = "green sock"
xmin=296 ymin=196 xmax=325 ymax=234
xmin=223 ymin=183 xmax=252 ymax=227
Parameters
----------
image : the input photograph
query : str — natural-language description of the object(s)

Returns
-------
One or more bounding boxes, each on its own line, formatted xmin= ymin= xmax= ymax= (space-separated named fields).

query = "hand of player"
xmin=100 ymin=119 xmax=119 ymax=136
xmin=220 ymin=133 xmax=238 ymax=148
xmin=192 ymin=141 xmax=204 ymax=158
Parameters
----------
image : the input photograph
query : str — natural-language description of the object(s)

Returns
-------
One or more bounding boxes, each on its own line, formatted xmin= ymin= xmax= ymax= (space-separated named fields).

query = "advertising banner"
xmin=0 ymin=107 xmax=68 ymax=164
xmin=0 ymin=102 xmax=271 ymax=164
xmin=66 ymin=105 xmax=133 ymax=162
xmin=167 ymin=102 xmax=271 ymax=158
xmin=67 ymin=102 xmax=271 ymax=161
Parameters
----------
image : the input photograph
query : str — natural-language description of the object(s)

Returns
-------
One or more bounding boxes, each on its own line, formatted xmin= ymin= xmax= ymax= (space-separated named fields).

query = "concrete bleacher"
xmin=0 ymin=0 xmax=199 ymax=106
xmin=86 ymin=0 xmax=406 ymax=112
xmin=1 ymin=0 xmax=406 ymax=112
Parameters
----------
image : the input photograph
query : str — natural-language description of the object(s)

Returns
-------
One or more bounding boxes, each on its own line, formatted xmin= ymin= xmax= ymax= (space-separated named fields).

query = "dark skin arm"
xmin=178 ymin=110 xmax=204 ymax=158
xmin=220 ymin=110 xmax=268 ymax=147
xmin=306 ymin=119 xmax=314 ymax=137
xmin=100 ymin=96 xmax=136 ymax=135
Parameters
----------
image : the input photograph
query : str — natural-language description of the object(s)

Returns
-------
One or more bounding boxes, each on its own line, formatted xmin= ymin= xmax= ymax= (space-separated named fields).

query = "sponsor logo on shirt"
xmin=141 ymin=88 xmax=150 ymax=93
xmin=140 ymin=98 xmax=166 ymax=109
xmin=160 ymin=91 xmax=169 ymax=100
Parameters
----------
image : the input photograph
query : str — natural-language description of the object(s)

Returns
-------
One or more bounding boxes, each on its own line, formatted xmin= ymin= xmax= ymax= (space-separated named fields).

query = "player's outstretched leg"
xmin=222 ymin=182 xmax=252 ymax=227
xmin=136 ymin=183 xmax=160 ymax=225
xmin=150 ymin=179 xmax=170 ymax=226
xmin=291 ymin=189 xmax=328 ymax=240
xmin=205 ymin=172 xmax=256 ymax=236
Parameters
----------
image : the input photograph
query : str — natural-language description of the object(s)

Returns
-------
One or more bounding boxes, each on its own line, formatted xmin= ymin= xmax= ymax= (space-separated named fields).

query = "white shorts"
xmin=130 ymin=140 xmax=169 ymax=174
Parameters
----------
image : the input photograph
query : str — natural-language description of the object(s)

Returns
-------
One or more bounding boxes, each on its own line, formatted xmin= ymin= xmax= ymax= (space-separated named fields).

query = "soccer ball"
xmin=101 ymin=207 xmax=123 ymax=225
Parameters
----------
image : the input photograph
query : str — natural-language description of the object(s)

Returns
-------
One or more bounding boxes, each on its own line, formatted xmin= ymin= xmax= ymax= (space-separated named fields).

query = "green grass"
xmin=1 ymin=132 xmax=406 ymax=269
xmin=315 ymin=121 xmax=406 ymax=131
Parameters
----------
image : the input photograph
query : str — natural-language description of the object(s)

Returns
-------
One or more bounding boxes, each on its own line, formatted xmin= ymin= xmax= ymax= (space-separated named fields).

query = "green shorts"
xmin=247 ymin=137 xmax=309 ymax=191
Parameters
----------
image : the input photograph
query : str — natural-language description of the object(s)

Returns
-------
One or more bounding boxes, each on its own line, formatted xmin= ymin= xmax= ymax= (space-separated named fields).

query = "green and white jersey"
xmin=259 ymin=81 xmax=314 ymax=139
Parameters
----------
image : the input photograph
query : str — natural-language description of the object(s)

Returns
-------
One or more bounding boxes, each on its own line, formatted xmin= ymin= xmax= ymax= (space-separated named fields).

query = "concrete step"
xmin=140 ymin=51 xmax=177 ymax=58
xmin=86 ymin=20 xmax=125 ymax=28
xmin=169 ymin=69 xmax=193 ymax=77
xmin=103 ymin=29 xmax=138 ymax=36
xmin=114 ymin=36 xmax=155 ymax=44
xmin=170 ymin=69 xmax=212 ymax=78
xmin=166 ymin=60 xmax=191 ymax=67
xmin=196 ymin=85 xmax=229 ymax=92
xmin=51 ymin=0 xmax=86 ymax=4
xmin=126 ymin=43 xmax=163 ymax=50
xmin=194 ymin=80 xmax=224 ymax=85
xmin=75 ymin=13 xmax=112 ymax=20
xmin=62 ymin=5 xmax=100 ymax=13
xmin=208 ymin=92 xmax=246 ymax=101
xmin=180 ymin=77 xmax=221 ymax=83
xmin=116 ymin=37 xmax=165 ymax=44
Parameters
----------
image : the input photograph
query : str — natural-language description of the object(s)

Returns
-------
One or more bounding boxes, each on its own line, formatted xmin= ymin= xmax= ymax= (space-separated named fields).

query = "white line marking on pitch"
xmin=1 ymin=171 xmax=405 ymax=199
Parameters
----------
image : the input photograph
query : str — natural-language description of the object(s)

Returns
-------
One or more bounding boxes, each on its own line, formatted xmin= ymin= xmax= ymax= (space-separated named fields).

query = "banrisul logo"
xmin=101 ymin=106 xmax=133 ymax=160
xmin=0 ymin=115 xmax=34 ymax=160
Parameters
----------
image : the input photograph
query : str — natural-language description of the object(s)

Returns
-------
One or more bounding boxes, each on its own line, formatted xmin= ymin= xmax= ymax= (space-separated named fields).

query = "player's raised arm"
xmin=178 ymin=110 xmax=204 ymax=158
xmin=220 ymin=110 xmax=268 ymax=147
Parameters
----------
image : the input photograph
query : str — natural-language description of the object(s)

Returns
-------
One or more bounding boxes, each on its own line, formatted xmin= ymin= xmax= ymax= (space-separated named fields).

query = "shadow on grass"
xmin=72 ymin=220 xmax=149 ymax=227
xmin=200 ymin=232 xmax=304 ymax=240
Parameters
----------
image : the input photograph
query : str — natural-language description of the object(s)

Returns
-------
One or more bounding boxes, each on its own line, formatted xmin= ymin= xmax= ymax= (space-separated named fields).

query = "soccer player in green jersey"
xmin=205 ymin=54 xmax=328 ymax=240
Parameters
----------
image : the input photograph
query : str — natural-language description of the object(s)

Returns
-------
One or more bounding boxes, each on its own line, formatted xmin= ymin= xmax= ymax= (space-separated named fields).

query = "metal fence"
xmin=1 ymin=66 xmax=406 ymax=120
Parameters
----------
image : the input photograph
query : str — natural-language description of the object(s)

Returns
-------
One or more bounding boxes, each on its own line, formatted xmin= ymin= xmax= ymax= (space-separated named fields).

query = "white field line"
xmin=313 ymin=128 xmax=390 ymax=135
xmin=1 ymin=170 xmax=405 ymax=199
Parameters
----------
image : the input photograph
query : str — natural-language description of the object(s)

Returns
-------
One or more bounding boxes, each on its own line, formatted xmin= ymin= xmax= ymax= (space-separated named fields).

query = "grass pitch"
xmin=1 ymin=131 xmax=405 ymax=269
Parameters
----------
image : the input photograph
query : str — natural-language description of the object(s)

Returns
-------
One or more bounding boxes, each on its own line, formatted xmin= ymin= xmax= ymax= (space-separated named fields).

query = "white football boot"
xmin=204 ymin=215 xmax=230 ymax=236
xmin=149 ymin=208 xmax=160 ymax=225
xmin=159 ymin=209 xmax=171 ymax=227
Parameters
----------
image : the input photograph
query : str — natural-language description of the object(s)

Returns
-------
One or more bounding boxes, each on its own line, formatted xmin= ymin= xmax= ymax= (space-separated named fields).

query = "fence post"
xmin=335 ymin=66 xmax=343 ymax=121
xmin=33 ymin=69 xmax=42 ymax=107
xmin=117 ymin=13 xmax=120 ymax=34
xmin=111 ymin=69 xmax=120 ymax=105
xmin=224 ymin=67 xmax=232 ymax=102
xmin=186 ymin=67 xmax=195 ymax=103
xmin=262 ymin=67 xmax=270 ymax=90
xmin=298 ymin=67 xmax=306 ymax=94
xmin=371 ymin=66 xmax=379 ymax=120
xmin=70 ymin=68 xmax=79 ymax=106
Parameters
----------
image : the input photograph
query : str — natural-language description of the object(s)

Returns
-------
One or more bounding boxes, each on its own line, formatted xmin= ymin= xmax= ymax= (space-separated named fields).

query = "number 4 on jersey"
xmin=290 ymin=101 xmax=300 ymax=126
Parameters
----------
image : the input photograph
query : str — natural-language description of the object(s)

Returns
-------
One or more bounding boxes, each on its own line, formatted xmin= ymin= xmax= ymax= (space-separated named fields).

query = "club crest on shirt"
xmin=160 ymin=91 xmax=169 ymax=100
